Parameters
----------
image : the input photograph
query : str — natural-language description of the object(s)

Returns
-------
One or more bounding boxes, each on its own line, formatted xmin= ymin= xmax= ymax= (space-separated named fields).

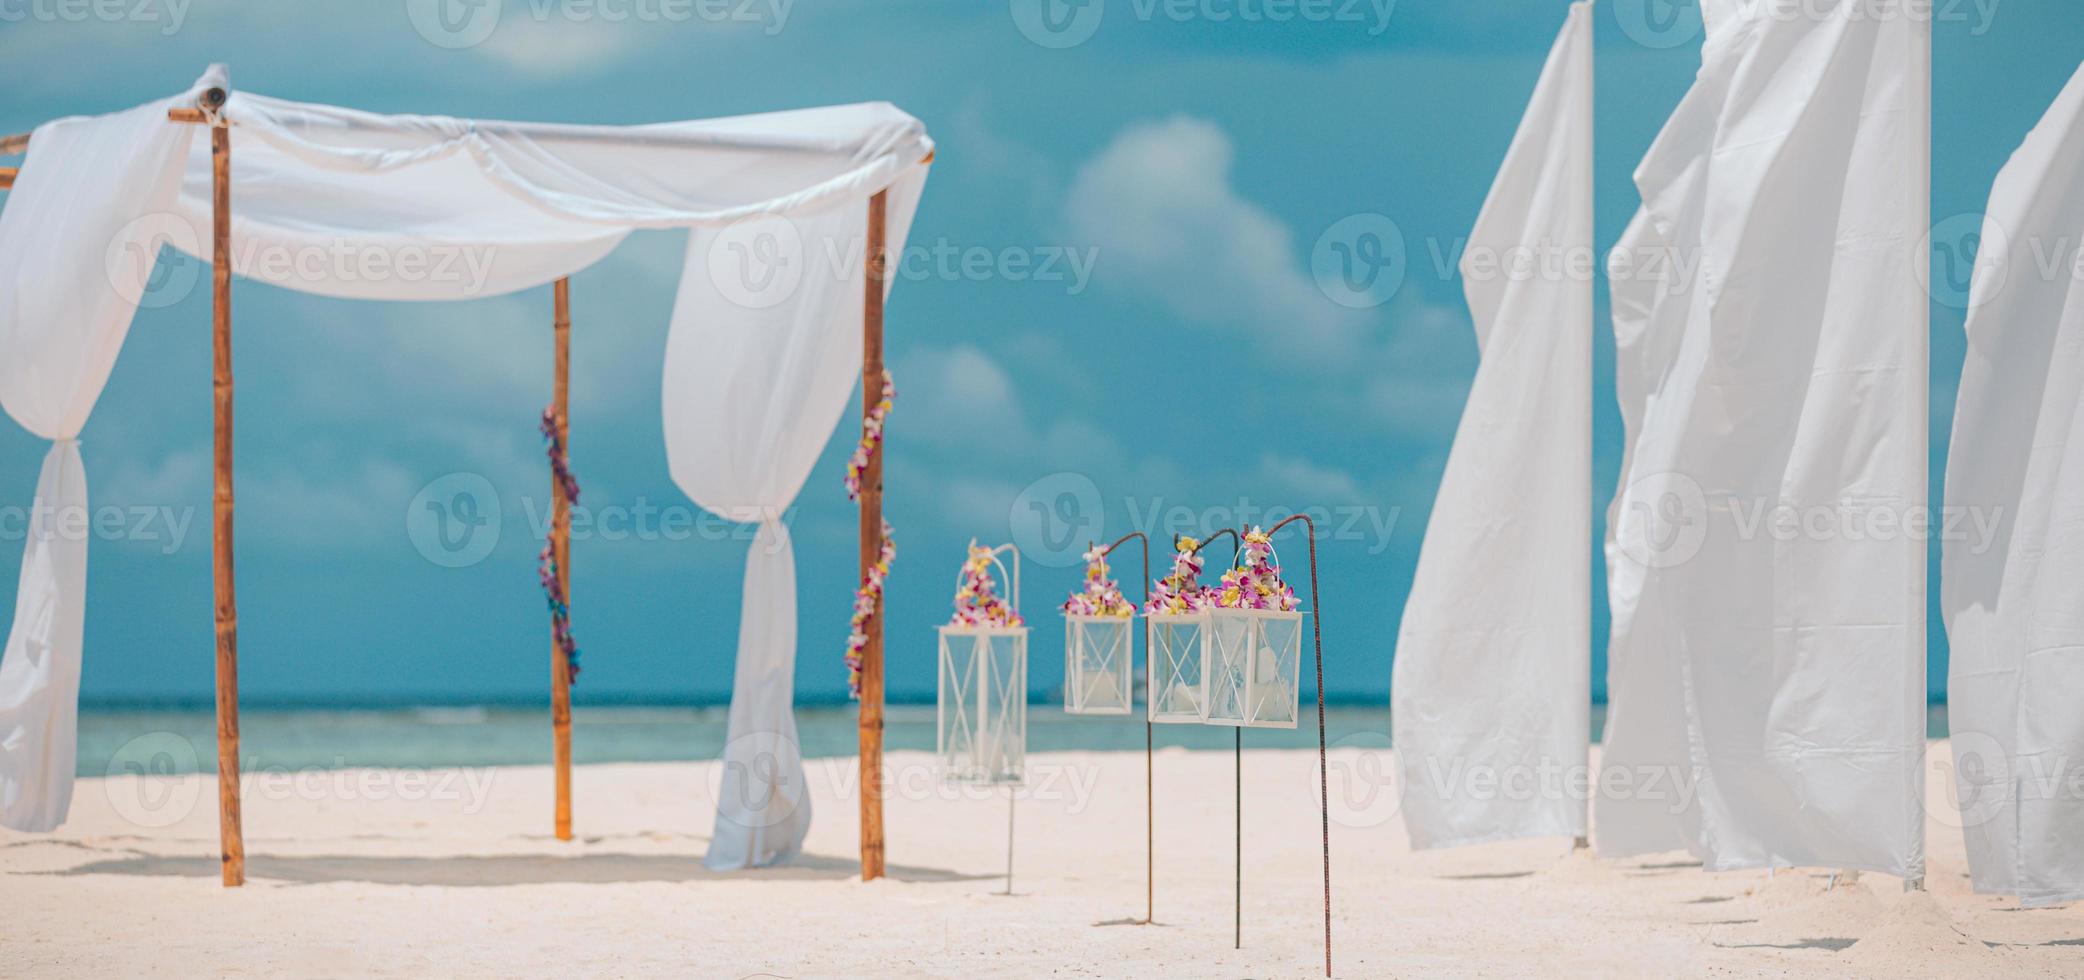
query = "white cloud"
xmin=1065 ymin=116 xmax=1368 ymax=355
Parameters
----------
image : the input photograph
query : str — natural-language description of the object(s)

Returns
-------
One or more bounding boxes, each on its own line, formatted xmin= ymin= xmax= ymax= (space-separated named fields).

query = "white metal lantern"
xmin=1064 ymin=614 xmax=1134 ymax=714
xmin=937 ymin=543 xmax=1028 ymax=785
xmin=1145 ymin=612 xmax=1210 ymax=724
xmin=1203 ymin=608 xmax=1304 ymax=729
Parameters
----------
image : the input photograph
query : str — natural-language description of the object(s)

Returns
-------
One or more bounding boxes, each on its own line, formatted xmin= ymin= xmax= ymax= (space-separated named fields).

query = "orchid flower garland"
xmin=537 ymin=407 xmax=581 ymax=682
xmin=1217 ymin=525 xmax=1300 ymax=612
xmin=1145 ymin=535 xmax=1219 ymax=615
xmin=1063 ymin=545 xmax=1136 ymax=617
xmin=950 ymin=543 xmax=1024 ymax=628
xmin=845 ymin=372 xmax=896 ymax=698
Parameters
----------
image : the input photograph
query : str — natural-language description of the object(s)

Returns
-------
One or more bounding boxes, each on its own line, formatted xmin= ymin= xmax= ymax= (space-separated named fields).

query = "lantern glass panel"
xmin=1064 ymin=615 xmax=1134 ymax=715
xmin=937 ymin=626 xmax=1028 ymax=784
xmin=1146 ymin=614 xmax=1209 ymax=725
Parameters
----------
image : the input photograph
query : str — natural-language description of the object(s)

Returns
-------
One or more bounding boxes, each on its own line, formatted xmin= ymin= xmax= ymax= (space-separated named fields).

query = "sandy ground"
xmin=2 ymin=740 xmax=2078 ymax=978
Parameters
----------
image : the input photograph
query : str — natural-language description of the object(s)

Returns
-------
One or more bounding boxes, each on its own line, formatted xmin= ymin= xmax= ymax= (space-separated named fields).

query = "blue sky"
xmin=0 ymin=0 xmax=2076 ymax=705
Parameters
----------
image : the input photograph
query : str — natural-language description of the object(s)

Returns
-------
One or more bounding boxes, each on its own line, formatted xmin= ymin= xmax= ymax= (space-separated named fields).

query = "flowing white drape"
xmin=1393 ymin=1 xmax=1592 ymax=849
xmin=661 ymin=184 xmax=923 ymax=869
xmin=0 ymin=68 xmax=931 ymax=843
xmin=1598 ymin=2 xmax=1930 ymax=878
xmin=1941 ymin=64 xmax=2084 ymax=908
xmin=0 ymin=87 xmax=203 ymax=831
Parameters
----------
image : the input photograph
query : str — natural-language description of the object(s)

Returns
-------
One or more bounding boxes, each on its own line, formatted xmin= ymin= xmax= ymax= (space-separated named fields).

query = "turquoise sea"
xmin=73 ymin=704 xmax=1952 ymax=777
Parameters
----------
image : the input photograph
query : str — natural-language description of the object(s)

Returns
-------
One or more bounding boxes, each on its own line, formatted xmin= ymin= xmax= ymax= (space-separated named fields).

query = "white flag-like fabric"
xmin=1393 ymin=1 xmax=1592 ymax=849
xmin=1941 ymin=64 xmax=2084 ymax=908
xmin=1599 ymin=2 xmax=1930 ymax=877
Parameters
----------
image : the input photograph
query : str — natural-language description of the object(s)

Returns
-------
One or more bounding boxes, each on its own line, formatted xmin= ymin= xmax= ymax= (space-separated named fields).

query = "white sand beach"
xmin=2 ymin=741 xmax=2076 ymax=978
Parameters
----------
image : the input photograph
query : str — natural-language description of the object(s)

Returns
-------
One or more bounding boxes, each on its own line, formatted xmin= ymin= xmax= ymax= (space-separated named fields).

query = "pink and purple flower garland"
xmin=950 ymin=544 xmax=1024 ymax=628
xmin=1062 ymin=545 xmax=1136 ymax=617
xmin=845 ymin=372 xmax=896 ymax=698
xmin=537 ymin=406 xmax=581 ymax=682
xmin=1216 ymin=526 xmax=1300 ymax=612
xmin=1145 ymin=535 xmax=1219 ymax=616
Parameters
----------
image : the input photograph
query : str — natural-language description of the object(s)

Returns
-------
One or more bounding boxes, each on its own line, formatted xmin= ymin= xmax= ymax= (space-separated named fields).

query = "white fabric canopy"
xmin=1941 ymin=63 xmax=2084 ymax=908
xmin=1597 ymin=2 xmax=1929 ymax=878
xmin=1393 ymin=1 xmax=1593 ymax=850
xmin=0 ymin=68 xmax=932 ymax=860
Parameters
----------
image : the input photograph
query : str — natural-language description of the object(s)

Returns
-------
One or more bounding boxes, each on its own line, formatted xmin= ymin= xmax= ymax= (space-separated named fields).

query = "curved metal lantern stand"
xmin=1094 ymin=531 xmax=1154 ymax=924
xmin=1269 ymin=514 xmax=1332 ymax=978
xmin=938 ymin=541 xmax=1026 ymax=895
xmin=1206 ymin=517 xmax=1331 ymax=978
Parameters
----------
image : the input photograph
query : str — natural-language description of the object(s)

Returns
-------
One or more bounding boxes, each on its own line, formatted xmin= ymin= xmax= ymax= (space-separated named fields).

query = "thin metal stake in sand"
xmin=1099 ymin=531 xmax=1155 ymax=924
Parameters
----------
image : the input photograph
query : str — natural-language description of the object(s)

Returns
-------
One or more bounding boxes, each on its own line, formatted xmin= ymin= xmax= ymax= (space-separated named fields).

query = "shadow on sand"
xmin=31 ymin=847 xmax=995 ymax=887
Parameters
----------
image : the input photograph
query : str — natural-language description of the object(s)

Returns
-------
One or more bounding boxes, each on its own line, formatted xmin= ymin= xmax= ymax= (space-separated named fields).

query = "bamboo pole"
xmin=551 ymin=279 xmax=574 ymax=841
xmin=0 ymin=132 xmax=27 ymax=155
xmin=0 ymin=167 xmax=15 ymax=190
xmin=858 ymin=190 xmax=889 ymax=881
xmin=202 ymin=78 xmax=244 ymax=889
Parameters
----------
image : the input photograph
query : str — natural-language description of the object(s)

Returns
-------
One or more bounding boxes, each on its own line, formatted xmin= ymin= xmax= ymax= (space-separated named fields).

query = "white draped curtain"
xmin=1597 ymin=2 xmax=1929 ymax=877
xmin=1393 ymin=1 xmax=1592 ymax=850
xmin=1942 ymin=63 xmax=2084 ymax=908
xmin=0 ymin=69 xmax=931 ymax=854
xmin=662 ymin=186 xmax=922 ymax=869
xmin=0 ymin=88 xmax=202 ymax=831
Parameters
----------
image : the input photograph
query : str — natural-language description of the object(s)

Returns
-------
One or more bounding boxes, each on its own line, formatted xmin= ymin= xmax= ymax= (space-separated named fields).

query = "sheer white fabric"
xmin=1393 ymin=2 xmax=1592 ymax=849
xmin=0 ymin=82 xmax=205 ymax=831
xmin=0 ymin=69 xmax=932 ymax=853
xmin=662 ymin=183 xmax=922 ymax=869
xmin=1598 ymin=2 xmax=1929 ymax=878
xmin=1942 ymin=63 xmax=2084 ymax=908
